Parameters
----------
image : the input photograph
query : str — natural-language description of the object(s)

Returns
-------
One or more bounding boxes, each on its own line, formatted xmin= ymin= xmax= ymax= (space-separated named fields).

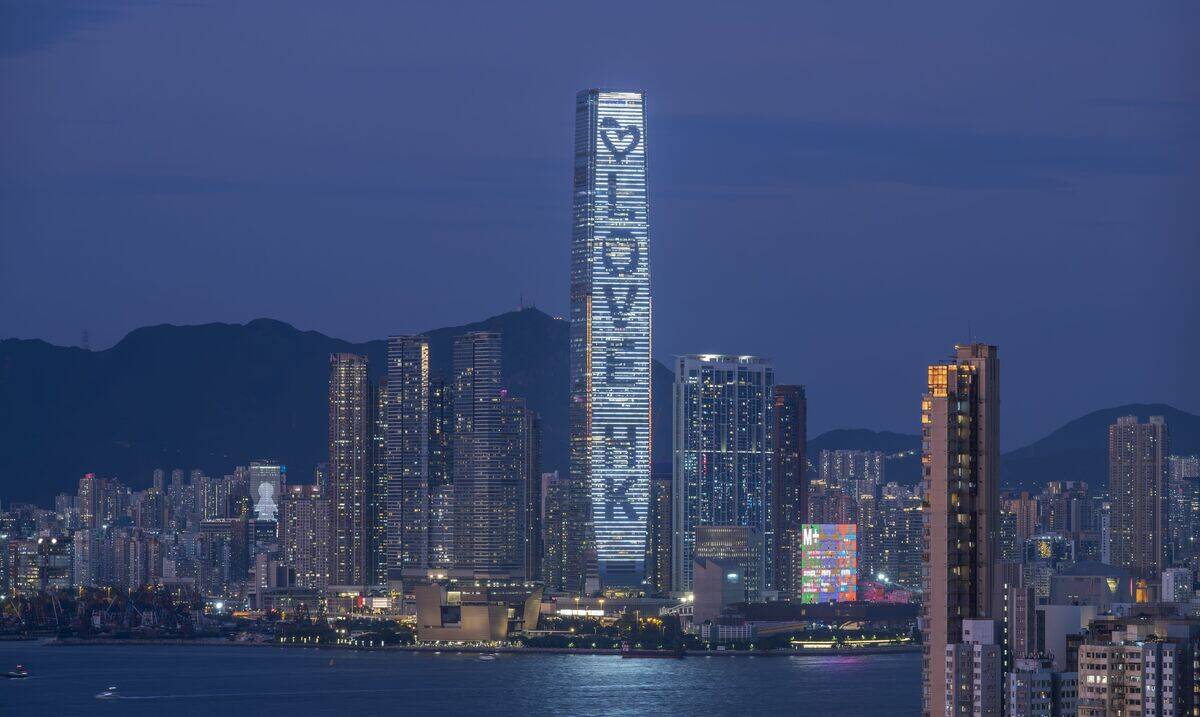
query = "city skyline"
xmin=2 ymin=4 xmax=1199 ymax=714
xmin=4 ymin=325 xmax=1199 ymax=716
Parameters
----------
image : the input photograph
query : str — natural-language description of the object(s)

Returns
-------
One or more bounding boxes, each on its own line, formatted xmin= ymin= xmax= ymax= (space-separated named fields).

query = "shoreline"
xmin=41 ymin=637 xmax=918 ymax=658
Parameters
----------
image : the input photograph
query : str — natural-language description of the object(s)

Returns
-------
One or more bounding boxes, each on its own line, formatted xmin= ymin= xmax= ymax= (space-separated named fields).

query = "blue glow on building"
xmin=569 ymin=89 xmax=652 ymax=588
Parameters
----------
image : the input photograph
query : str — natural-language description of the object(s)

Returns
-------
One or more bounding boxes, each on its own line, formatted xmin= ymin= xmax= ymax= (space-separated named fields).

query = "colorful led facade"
xmin=569 ymin=89 xmax=652 ymax=588
xmin=800 ymin=523 xmax=858 ymax=603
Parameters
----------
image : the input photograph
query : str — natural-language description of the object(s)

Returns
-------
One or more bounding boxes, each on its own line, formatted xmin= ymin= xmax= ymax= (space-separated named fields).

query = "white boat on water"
xmin=95 ymin=686 xmax=119 ymax=699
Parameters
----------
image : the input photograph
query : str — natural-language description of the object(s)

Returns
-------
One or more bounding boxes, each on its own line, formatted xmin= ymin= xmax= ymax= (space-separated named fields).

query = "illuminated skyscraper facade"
xmin=453 ymin=332 xmax=522 ymax=578
xmin=427 ymin=371 xmax=455 ymax=570
xmin=672 ymin=354 xmax=774 ymax=593
xmin=386 ymin=336 xmax=429 ymax=582
xmin=370 ymin=380 xmax=388 ymax=584
xmin=328 ymin=353 xmax=371 ymax=586
xmin=569 ymin=89 xmax=652 ymax=588
xmin=247 ymin=459 xmax=283 ymax=523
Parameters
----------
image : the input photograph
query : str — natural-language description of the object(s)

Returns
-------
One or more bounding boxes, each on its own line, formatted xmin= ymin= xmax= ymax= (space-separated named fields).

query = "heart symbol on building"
xmin=601 ymin=116 xmax=640 ymax=162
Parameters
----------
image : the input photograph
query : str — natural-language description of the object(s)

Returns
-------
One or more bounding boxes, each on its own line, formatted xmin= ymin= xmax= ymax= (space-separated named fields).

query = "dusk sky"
xmin=2 ymin=1 xmax=1197 ymax=446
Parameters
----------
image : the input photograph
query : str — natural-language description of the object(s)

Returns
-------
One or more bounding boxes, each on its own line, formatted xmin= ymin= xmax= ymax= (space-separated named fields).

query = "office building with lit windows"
xmin=500 ymin=394 xmax=541 ymax=581
xmin=453 ymin=332 xmax=522 ymax=578
xmin=328 ymin=353 xmax=371 ymax=586
xmin=386 ymin=335 xmax=430 ymax=582
xmin=672 ymin=354 xmax=774 ymax=593
xmin=695 ymin=524 xmax=764 ymax=601
xmin=569 ymin=89 xmax=652 ymax=589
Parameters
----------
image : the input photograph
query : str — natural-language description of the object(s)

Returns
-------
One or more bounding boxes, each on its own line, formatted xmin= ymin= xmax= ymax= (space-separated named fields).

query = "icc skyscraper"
xmin=569 ymin=89 xmax=652 ymax=589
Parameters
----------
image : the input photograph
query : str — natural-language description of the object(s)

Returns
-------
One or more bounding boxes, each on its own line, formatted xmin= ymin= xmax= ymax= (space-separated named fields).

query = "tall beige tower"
xmin=1108 ymin=415 xmax=1168 ymax=579
xmin=920 ymin=343 xmax=1000 ymax=717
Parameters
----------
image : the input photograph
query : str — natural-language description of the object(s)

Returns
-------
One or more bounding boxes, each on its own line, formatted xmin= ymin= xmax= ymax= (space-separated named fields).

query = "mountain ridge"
xmin=0 ymin=309 xmax=672 ymax=504
xmin=3 ymin=314 xmax=1196 ymax=504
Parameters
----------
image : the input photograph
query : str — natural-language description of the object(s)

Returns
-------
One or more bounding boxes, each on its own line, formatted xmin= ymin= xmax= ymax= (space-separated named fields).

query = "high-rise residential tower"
xmin=569 ymin=89 xmax=652 ymax=589
xmin=428 ymin=371 xmax=455 ymax=570
xmin=77 ymin=473 xmax=100 ymax=530
xmin=280 ymin=485 xmax=332 ymax=589
xmin=453 ymin=332 xmax=522 ymax=578
xmin=877 ymin=482 xmax=924 ymax=589
xmin=819 ymin=450 xmax=884 ymax=495
xmin=1167 ymin=455 xmax=1199 ymax=562
xmin=771 ymin=385 xmax=806 ymax=599
xmin=921 ymin=344 xmax=1000 ymax=717
xmin=386 ymin=335 xmax=430 ymax=583
xmin=646 ymin=468 xmax=673 ymax=594
xmin=541 ymin=471 xmax=570 ymax=590
xmin=328 ymin=353 xmax=371 ymax=586
xmin=672 ymin=354 xmax=774 ymax=593
xmin=500 ymin=395 xmax=542 ymax=582
xmin=369 ymin=379 xmax=388 ymax=584
xmin=1108 ymin=415 xmax=1168 ymax=579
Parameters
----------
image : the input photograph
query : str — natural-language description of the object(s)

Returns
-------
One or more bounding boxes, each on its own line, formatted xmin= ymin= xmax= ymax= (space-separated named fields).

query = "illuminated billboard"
xmin=800 ymin=524 xmax=857 ymax=603
xmin=249 ymin=460 xmax=284 ymax=522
